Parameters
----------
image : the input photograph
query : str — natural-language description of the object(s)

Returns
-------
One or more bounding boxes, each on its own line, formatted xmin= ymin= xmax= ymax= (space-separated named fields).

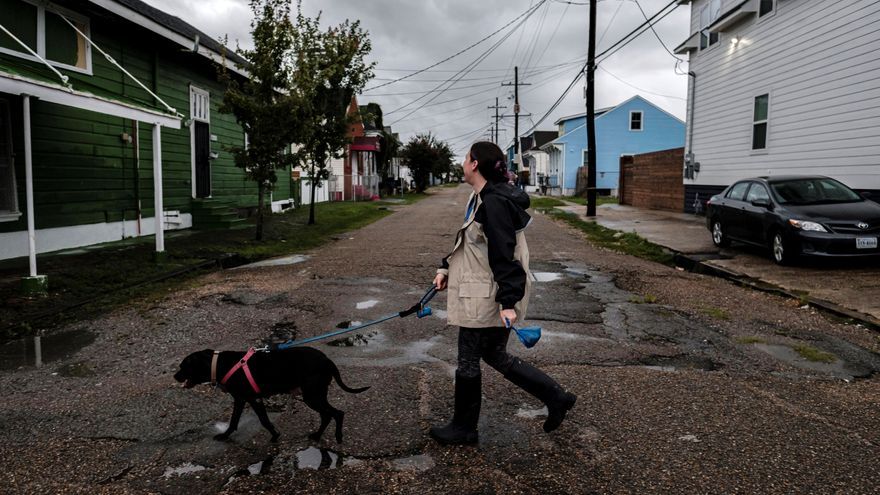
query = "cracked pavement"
xmin=1 ymin=185 xmax=879 ymax=494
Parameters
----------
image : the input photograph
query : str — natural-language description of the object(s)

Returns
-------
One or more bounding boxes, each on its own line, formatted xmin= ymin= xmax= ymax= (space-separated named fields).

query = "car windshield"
xmin=769 ymin=178 xmax=862 ymax=205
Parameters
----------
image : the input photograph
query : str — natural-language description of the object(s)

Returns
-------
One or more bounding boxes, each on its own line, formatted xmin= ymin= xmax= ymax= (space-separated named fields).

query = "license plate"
xmin=856 ymin=237 xmax=878 ymax=249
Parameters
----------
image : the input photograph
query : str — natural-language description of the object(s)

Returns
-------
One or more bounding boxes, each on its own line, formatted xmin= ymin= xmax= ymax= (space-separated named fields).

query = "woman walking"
xmin=430 ymin=141 xmax=577 ymax=445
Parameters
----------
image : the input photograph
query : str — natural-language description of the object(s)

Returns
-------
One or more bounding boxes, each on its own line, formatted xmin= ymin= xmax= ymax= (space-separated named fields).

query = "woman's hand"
xmin=433 ymin=273 xmax=448 ymax=291
xmin=500 ymin=308 xmax=517 ymax=328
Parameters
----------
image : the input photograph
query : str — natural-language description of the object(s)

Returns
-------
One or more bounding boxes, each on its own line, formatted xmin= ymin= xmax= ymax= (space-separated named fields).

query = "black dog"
xmin=174 ymin=347 xmax=368 ymax=443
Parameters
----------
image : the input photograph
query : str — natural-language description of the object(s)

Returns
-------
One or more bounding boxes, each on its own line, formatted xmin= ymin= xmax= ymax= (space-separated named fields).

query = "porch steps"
xmin=190 ymin=199 xmax=247 ymax=230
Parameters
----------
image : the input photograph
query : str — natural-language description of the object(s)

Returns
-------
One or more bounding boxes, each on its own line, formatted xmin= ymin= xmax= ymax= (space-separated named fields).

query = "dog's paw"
xmin=213 ymin=433 xmax=231 ymax=441
xmin=335 ymin=433 xmax=343 ymax=443
xmin=308 ymin=432 xmax=322 ymax=442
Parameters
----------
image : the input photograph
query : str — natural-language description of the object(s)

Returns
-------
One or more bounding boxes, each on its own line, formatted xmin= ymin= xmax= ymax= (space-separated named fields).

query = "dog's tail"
xmin=331 ymin=363 xmax=370 ymax=394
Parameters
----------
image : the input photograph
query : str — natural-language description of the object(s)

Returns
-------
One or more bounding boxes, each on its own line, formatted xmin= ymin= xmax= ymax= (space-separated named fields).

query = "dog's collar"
xmin=210 ymin=350 xmax=220 ymax=387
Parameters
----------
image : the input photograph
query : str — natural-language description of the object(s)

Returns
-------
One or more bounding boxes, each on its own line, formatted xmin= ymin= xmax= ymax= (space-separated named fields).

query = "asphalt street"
xmin=1 ymin=184 xmax=878 ymax=494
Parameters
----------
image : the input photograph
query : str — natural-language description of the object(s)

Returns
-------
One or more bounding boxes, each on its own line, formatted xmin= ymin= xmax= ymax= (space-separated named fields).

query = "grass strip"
xmin=544 ymin=209 xmax=674 ymax=265
xmin=1 ymin=194 xmax=428 ymax=337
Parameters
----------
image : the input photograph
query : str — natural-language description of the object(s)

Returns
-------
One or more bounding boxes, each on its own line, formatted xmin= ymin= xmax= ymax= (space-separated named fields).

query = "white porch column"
xmin=152 ymin=123 xmax=164 ymax=253
xmin=23 ymin=95 xmax=36 ymax=276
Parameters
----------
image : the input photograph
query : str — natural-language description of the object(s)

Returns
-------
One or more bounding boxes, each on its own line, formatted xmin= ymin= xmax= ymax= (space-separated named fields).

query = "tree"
xmin=219 ymin=0 xmax=307 ymax=240
xmin=400 ymin=133 xmax=454 ymax=193
xmin=294 ymin=6 xmax=374 ymax=225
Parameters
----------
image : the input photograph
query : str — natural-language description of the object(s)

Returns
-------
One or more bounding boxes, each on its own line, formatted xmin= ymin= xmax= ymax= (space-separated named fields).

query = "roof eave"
xmin=0 ymin=72 xmax=181 ymax=128
xmin=86 ymin=0 xmax=249 ymax=78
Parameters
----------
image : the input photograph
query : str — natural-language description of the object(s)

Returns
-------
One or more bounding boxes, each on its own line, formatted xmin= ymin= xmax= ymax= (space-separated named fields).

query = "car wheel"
xmin=711 ymin=219 xmax=730 ymax=247
xmin=770 ymin=231 xmax=795 ymax=265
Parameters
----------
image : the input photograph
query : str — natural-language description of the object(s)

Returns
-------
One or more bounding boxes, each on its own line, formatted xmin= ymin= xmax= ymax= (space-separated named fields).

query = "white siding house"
xmin=675 ymin=0 xmax=880 ymax=212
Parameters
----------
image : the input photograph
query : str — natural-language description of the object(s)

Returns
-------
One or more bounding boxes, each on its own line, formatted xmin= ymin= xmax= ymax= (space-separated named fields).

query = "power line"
xmin=523 ymin=0 xmax=680 ymax=135
xmin=392 ymin=58 xmax=584 ymax=132
xmin=388 ymin=1 xmax=547 ymax=125
xmin=599 ymin=66 xmax=686 ymax=100
xmin=387 ymin=2 xmax=544 ymax=116
xmin=521 ymin=0 xmax=553 ymax=79
xmin=633 ymin=0 xmax=686 ymax=62
xmin=533 ymin=0 xmax=571 ymax=66
xmin=363 ymin=1 xmax=548 ymax=92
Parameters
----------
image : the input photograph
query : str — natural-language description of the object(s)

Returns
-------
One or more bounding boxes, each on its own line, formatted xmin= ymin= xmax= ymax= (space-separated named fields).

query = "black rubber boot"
xmin=430 ymin=372 xmax=481 ymax=445
xmin=504 ymin=358 xmax=577 ymax=432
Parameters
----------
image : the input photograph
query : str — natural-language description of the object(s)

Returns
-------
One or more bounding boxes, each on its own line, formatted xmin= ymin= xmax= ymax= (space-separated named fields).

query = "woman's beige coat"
xmin=437 ymin=192 xmax=531 ymax=328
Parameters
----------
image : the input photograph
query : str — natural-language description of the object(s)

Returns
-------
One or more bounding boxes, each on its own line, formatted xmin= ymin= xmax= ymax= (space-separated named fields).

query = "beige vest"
xmin=440 ymin=192 xmax=531 ymax=328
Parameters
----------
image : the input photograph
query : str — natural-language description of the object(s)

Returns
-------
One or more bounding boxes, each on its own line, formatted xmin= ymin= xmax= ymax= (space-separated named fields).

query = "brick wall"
xmin=618 ymin=147 xmax=684 ymax=212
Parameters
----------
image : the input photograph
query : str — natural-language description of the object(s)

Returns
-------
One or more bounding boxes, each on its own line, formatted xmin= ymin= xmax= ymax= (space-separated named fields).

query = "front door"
xmin=0 ymin=99 xmax=19 ymax=217
xmin=190 ymin=86 xmax=211 ymax=198
xmin=194 ymin=121 xmax=211 ymax=198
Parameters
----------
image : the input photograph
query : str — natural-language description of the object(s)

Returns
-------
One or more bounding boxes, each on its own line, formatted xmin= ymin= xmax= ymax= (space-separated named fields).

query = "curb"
xmin=673 ymin=253 xmax=880 ymax=331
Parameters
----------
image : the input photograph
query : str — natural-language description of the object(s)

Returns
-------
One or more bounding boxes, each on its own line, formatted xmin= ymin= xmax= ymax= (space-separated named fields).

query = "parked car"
xmin=706 ymin=176 xmax=880 ymax=265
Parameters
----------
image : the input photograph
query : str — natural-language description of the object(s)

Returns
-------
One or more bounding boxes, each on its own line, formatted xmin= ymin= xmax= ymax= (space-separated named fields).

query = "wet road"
xmin=1 ymin=185 xmax=879 ymax=494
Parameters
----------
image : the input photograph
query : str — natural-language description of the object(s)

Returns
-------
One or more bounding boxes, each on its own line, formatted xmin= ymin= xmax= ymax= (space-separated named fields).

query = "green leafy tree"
xmin=295 ymin=5 xmax=374 ymax=225
xmin=400 ymin=133 xmax=454 ymax=193
xmin=219 ymin=0 xmax=307 ymax=240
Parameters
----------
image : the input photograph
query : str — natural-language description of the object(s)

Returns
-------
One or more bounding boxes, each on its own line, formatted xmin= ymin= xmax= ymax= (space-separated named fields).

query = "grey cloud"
xmin=143 ymin=0 xmax=691 ymax=155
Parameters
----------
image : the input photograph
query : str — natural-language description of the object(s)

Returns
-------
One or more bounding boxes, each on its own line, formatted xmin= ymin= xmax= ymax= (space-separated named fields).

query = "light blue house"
xmin=540 ymin=95 xmax=685 ymax=196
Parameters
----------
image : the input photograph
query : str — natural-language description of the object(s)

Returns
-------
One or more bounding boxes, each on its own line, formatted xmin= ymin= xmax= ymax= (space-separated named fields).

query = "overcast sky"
xmin=144 ymin=0 xmax=692 ymax=158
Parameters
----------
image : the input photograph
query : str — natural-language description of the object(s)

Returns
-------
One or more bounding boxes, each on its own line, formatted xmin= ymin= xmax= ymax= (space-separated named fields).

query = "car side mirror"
xmin=751 ymin=199 xmax=771 ymax=209
xmin=860 ymin=191 xmax=872 ymax=199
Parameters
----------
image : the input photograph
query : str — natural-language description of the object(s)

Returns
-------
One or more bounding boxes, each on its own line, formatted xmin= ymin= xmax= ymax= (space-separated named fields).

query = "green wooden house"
xmin=0 ymin=0 xmax=294 ymax=289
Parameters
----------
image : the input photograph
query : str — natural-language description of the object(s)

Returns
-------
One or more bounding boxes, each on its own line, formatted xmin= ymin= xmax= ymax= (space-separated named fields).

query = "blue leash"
xmin=272 ymin=286 xmax=438 ymax=351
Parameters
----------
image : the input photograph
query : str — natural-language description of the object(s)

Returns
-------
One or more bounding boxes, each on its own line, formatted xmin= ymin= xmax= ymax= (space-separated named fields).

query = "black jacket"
xmin=442 ymin=182 xmax=531 ymax=309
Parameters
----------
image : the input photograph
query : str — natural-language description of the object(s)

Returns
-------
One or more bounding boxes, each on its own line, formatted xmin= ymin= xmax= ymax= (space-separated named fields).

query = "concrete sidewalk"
xmin=557 ymin=201 xmax=880 ymax=326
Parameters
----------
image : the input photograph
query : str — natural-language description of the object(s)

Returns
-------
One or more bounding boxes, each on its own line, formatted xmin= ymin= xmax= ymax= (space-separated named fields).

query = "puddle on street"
xmin=356 ymin=300 xmax=379 ymax=309
xmin=638 ymin=355 xmax=721 ymax=371
xmin=248 ymin=460 xmax=267 ymax=475
xmin=232 ymin=254 xmax=310 ymax=270
xmin=229 ymin=447 xmax=349 ymax=484
xmin=516 ymin=405 xmax=548 ymax=419
xmin=296 ymin=447 xmax=341 ymax=470
xmin=392 ymin=454 xmax=434 ymax=472
xmin=0 ymin=329 xmax=95 ymax=370
xmin=641 ymin=365 xmax=677 ymax=372
xmin=162 ymin=462 xmax=207 ymax=478
xmin=531 ymin=272 xmax=563 ymax=283
xmin=753 ymin=343 xmax=856 ymax=379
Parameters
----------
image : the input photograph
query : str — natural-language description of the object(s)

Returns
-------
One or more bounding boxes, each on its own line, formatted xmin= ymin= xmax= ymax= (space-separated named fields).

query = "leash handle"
xmin=420 ymin=285 xmax=438 ymax=306
xmin=400 ymin=285 xmax=439 ymax=318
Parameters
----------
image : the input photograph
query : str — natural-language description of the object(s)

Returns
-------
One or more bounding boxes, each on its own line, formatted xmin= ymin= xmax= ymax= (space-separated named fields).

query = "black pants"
xmin=457 ymin=327 xmax=516 ymax=378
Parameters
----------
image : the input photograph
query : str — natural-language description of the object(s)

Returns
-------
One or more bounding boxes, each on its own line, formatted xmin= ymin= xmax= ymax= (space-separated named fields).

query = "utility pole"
xmin=488 ymin=97 xmax=506 ymax=145
xmin=502 ymin=66 xmax=531 ymax=171
xmin=585 ymin=0 xmax=598 ymax=216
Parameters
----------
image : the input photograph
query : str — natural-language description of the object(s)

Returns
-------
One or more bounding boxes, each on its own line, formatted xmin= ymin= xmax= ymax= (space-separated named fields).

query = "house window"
xmin=759 ymin=0 xmax=775 ymax=17
xmin=189 ymin=86 xmax=210 ymax=123
xmin=0 ymin=99 xmax=20 ymax=220
xmin=752 ymin=94 xmax=770 ymax=150
xmin=0 ymin=0 xmax=91 ymax=73
xmin=700 ymin=0 xmax=721 ymax=50
xmin=629 ymin=111 xmax=643 ymax=131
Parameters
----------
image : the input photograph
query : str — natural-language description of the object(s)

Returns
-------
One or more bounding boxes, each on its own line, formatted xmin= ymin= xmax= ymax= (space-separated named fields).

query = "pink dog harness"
xmin=212 ymin=348 xmax=262 ymax=394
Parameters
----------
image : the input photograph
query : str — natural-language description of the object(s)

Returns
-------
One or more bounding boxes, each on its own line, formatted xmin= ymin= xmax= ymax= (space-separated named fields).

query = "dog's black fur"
xmin=174 ymin=347 xmax=368 ymax=443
